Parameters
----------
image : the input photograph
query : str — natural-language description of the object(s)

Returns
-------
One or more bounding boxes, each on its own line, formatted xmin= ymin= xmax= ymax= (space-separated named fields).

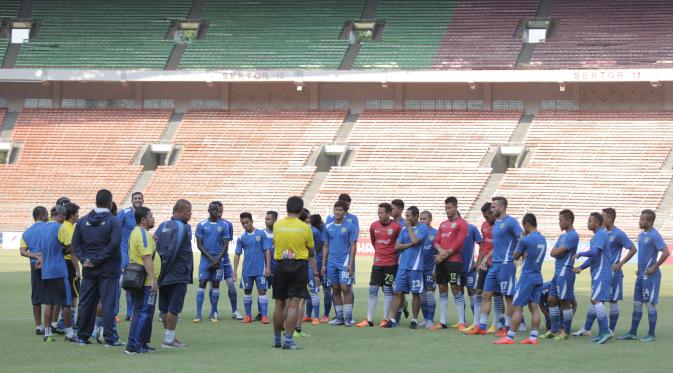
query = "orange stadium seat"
xmin=144 ymin=110 xmax=346 ymax=225
xmin=496 ymin=111 xmax=673 ymax=240
xmin=0 ymin=109 xmax=171 ymax=230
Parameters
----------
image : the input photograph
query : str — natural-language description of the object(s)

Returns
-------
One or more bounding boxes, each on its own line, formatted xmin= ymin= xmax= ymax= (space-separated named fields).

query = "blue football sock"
xmin=284 ymin=331 xmax=294 ymax=345
xmin=609 ymin=302 xmax=619 ymax=332
xmin=226 ymin=278 xmax=238 ymax=313
xmin=550 ymin=306 xmax=561 ymax=333
xmin=244 ymin=294 xmax=253 ymax=317
xmin=419 ymin=292 xmax=428 ymax=320
xmin=506 ymin=330 xmax=516 ymax=340
xmin=647 ymin=304 xmax=657 ymax=337
xmin=344 ymin=303 xmax=353 ymax=322
xmin=594 ymin=303 xmax=608 ymax=335
xmin=493 ymin=296 xmax=505 ymax=328
xmin=311 ymin=292 xmax=320 ymax=319
xmin=210 ymin=288 xmax=220 ymax=316
xmin=478 ymin=313 xmax=488 ymax=330
xmin=196 ymin=288 xmax=205 ymax=319
xmin=259 ymin=295 xmax=268 ymax=317
xmin=584 ymin=304 xmax=596 ymax=331
xmin=629 ymin=301 xmax=643 ymax=335
xmin=426 ymin=291 xmax=436 ymax=322
xmin=335 ymin=305 xmax=344 ymax=321
xmin=562 ymin=308 xmax=574 ymax=333
xmin=274 ymin=332 xmax=281 ymax=345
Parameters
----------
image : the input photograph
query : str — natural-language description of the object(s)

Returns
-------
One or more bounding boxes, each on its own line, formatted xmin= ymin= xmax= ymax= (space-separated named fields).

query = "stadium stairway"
xmin=655 ymin=150 xmax=673 ymax=231
xmin=303 ymin=113 xmax=359 ymax=207
xmin=0 ymin=0 xmax=23 ymax=68
xmin=514 ymin=0 xmax=554 ymax=68
xmin=119 ymin=111 xmax=185 ymax=208
xmin=338 ymin=0 xmax=380 ymax=70
xmin=466 ymin=113 xmax=533 ymax=222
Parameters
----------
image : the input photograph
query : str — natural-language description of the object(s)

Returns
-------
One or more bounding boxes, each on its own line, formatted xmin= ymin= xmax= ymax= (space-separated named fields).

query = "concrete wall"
xmin=0 ymin=81 xmax=670 ymax=112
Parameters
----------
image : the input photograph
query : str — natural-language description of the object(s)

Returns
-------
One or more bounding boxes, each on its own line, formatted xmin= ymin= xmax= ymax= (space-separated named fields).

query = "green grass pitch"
xmin=1 ymin=251 xmax=671 ymax=372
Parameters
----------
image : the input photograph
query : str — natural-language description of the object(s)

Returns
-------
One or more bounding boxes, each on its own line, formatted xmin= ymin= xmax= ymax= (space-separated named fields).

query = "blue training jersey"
xmin=326 ymin=213 xmax=360 ymax=235
xmin=220 ymin=219 xmax=234 ymax=265
xmin=323 ymin=220 xmax=358 ymax=268
xmin=492 ymin=215 xmax=523 ymax=264
xmin=235 ymin=229 xmax=269 ymax=277
xmin=461 ymin=224 xmax=482 ymax=273
xmin=583 ymin=229 xmax=612 ymax=280
xmin=637 ymin=228 xmax=666 ymax=277
xmin=606 ymin=226 xmax=634 ymax=266
xmin=22 ymin=221 xmax=46 ymax=265
xmin=116 ymin=207 xmax=137 ymax=254
xmin=515 ymin=231 xmax=546 ymax=283
xmin=397 ymin=223 xmax=429 ymax=271
xmin=311 ymin=226 xmax=323 ymax=264
xmin=195 ymin=219 xmax=231 ymax=257
xmin=553 ymin=229 xmax=579 ymax=273
xmin=40 ymin=221 xmax=67 ymax=279
xmin=422 ymin=226 xmax=438 ymax=272
xmin=264 ymin=229 xmax=276 ymax=274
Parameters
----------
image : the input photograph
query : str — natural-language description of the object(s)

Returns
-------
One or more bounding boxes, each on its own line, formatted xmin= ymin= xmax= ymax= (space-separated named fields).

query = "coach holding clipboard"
xmin=271 ymin=196 xmax=318 ymax=350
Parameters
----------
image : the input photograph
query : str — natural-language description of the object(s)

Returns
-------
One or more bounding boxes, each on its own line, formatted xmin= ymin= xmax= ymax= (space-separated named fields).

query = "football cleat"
xmin=356 ymin=320 xmax=373 ymax=328
xmin=493 ymin=337 xmax=515 ymax=345
xmin=572 ymin=328 xmax=592 ymax=337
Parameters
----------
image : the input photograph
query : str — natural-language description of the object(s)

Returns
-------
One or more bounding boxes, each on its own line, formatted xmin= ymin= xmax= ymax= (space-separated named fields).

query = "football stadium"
xmin=1 ymin=0 xmax=673 ymax=371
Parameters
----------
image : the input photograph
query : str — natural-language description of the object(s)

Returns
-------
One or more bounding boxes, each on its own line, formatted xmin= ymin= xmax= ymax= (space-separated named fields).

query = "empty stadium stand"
xmin=310 ymin=110 xmax=521 ymax=227
xmin=180 ymin=0 xmax=363 ymax=69
xmin=144 ymin=110 xmax=346 ymax=226
xmin=353 ymin=0 xmax=456 ymax=70
xmin=0 ymin=109 xmax=171 ymax=230
xmin=15 ymin=0 xmax=192 ymax=68
xmin=529 ymin=0 xmax=673 ymax=69
xmin=0 ymin=0 xmax=20 ymax=64
xmin=495 ymin=111 xmax=673 ymax=240
xmin=2 ymin=0 xmax=673 ymax=70
xmin=432 ymin=0 xmax=539 ymax=69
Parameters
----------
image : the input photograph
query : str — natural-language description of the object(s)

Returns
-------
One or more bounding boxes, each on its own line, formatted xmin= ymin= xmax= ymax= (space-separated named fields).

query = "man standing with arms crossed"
xmin=116 ymin=192 xmax=144 ymax=321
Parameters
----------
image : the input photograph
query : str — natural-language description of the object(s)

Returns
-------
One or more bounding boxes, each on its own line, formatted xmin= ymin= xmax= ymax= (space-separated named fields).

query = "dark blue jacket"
xmin=156 ymin=217 xmax=193 ymax=286
xmin=72 ymin=209 xmax=121 ymax=278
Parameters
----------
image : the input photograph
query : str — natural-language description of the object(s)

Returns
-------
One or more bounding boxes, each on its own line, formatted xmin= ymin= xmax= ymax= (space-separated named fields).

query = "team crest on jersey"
xmin=500 ymin=223 xmax=505 ymax=229
xmin=347 ymin=219 xmax=353 ymax=223
xmin=609 ymin=236 xmax=615 ymax=242
xmin=217 ymin=227 xmax=223 ymax=232
xmin=644 ymin=237 xmax=650 ymax=243
xmin=256 ymin=235 xmax=262 ymax=242
xmin=387 ymin=228 xmax=393 ymax=235
xmin=429 ymin=235 xmax=435 ymax=241
xmin=451 ymin=223 xmax=457 ymax=228
xmin=341 ymin=227 xmax=347 ymax=233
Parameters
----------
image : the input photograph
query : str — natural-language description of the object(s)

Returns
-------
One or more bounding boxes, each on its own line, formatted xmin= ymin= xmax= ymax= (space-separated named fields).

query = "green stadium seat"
xmin=353 ymin=0 xmax=457 ymax=70
xmin=15 ymin=0 xmax=192 ymax=69
xmin=179 ymin=0 xmax=364 ymax=70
